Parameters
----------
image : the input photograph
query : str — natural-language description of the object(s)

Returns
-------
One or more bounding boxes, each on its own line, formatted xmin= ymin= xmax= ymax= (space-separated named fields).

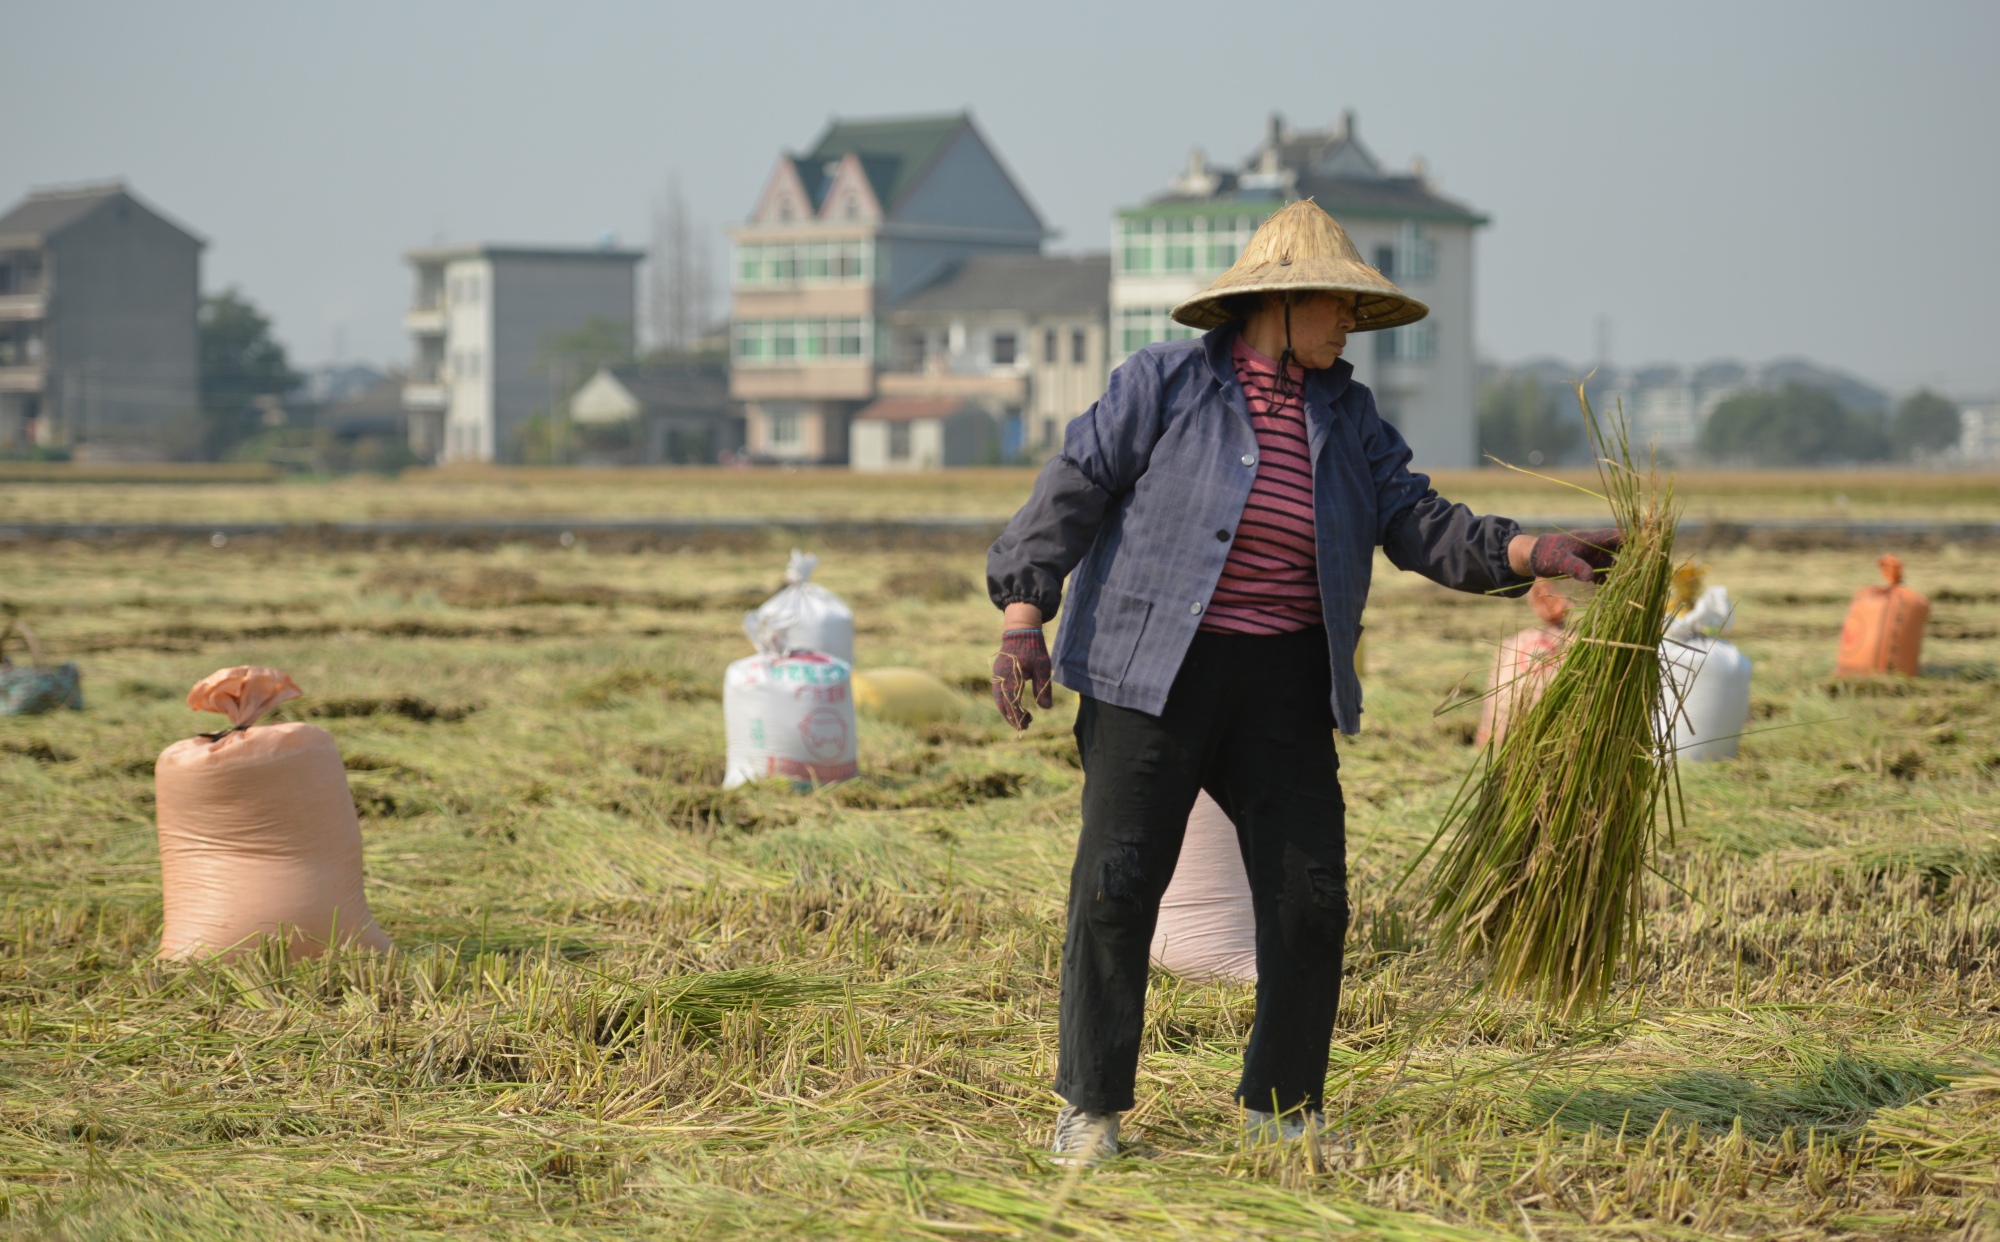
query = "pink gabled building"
xmin=729 ymin=112 xmax=1048 ymax=464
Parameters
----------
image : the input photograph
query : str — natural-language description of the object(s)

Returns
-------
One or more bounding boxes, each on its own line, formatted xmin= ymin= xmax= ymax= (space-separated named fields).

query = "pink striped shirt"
xmin=1199 ymin=338 xmax=1322 ymax=635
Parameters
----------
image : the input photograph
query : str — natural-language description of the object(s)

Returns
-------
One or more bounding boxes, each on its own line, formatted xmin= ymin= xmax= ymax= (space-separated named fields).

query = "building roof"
xmin=404 ymin=243 xmax=646 ymax=264
xmin=793 ymin=113 xmax=969 ymax=213
xmin=316 ymin=376 xmax=408 ymax=435
xmin=853 ymin=396 xmax=978 ymax=424
xmin=891 ymin=253 xmax=1111 ymax=318
xmin=603 ymin=364 xmax=731 ymax=413
xmin=1297 ymin=174 xmax=1485 ymax=224
xmin=0 ymin=181 xmax=205 ymax=247
xmin=1125 ymin=112 xmax=1487 ymax=225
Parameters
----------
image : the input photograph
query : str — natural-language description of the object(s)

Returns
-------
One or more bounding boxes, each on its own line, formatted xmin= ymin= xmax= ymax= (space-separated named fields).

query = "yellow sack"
xmin=850 ymin=668 xmax=964 ymax=727
xmin=155 ymin=667 xmax=391 ymax=962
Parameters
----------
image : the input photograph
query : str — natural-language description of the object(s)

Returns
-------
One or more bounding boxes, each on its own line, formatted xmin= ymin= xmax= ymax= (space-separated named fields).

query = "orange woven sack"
xmin=1835 ymin=555 xmax=1929 ymax=677
xmin=155 ymin=667 xmax=391 ymax=961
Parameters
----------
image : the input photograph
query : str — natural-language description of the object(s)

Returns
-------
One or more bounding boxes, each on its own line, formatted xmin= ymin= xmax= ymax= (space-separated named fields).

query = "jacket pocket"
xmin=1087 ymin=589 xmax=1153 ymax=688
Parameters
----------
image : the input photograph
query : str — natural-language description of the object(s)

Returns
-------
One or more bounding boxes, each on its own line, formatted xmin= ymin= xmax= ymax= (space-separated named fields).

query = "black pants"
xmin=1055 ymin=625 xmax=1348 ymax=1116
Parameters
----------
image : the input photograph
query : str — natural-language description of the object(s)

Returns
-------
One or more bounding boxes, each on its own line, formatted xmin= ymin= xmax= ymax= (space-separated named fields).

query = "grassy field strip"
xmin=6 ymin=466 xmax=2000 ymax=526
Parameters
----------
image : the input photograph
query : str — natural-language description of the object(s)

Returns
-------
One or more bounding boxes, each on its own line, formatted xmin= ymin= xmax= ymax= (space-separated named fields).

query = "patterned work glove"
xmin=1530 ymin=527 xmax=1623 ymax=583
xmin=991 ymin=628 xmax=1053 ymax=730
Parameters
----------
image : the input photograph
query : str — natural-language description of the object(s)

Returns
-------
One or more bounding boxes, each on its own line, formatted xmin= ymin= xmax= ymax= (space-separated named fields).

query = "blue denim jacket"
xmin=986 ymin=325 xmax=1529 ymax=734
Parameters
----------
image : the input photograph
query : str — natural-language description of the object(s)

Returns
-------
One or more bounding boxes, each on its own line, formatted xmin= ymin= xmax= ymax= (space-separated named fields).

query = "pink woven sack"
xmin=154 ymin=667 xmax=390 ymax=961
xmin=1476 ymin=580 xmax=1572 ymax=748
xmin=1150 ymin=791 xmax=1258 ymax=981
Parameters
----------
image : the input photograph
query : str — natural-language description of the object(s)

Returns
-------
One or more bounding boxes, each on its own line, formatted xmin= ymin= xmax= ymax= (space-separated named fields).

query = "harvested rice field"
xmin=3 ymin=475 xmax=2000 ymax=1239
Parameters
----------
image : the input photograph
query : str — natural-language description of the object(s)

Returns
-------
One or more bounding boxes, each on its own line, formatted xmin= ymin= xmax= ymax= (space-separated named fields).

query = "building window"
xmin=992 ymin=332 xmax=1018 ymax=367
xmin=1397 ymin=222 xmax=1437 ymax=281
xmin=1118 ymin=306 xmax=1196 ymax=354
xmin=888 ymin=421 xmax=911 ymax=461
xmin=1071 ymin=329 xmax=1087 ymax=365
xmin=1119 ymin=212 xmax=1272 ymax=276
xmin=1044 ymin=329 xmax=1058 ymax=365
xmin=1373 ymin=245 xmax=1396 ymax=279
xmin=734 ymin=241 xmax=872 ymax=288
xmin=1119 ymin=217 xmax=1153 ymax=274
xmin=1042 ymin=417 xmax=1058 ymax=447
xmin=770 ymin=412 xmax=801 ymax=447
xmin=1163 ymin=217 xmax=1197 ymax=272
xmin=1374 ymin=321 xmax=1437 ymax=364
xmin=734 ymin=318 xmax=871 ymax=365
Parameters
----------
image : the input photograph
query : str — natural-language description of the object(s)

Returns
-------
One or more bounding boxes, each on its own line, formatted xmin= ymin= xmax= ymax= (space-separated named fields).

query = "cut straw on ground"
xmin=4 ymin=493 xmax=1999 ymax=1238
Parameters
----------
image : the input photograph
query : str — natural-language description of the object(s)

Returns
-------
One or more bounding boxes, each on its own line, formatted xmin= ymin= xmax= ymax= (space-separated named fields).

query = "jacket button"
xmin=1241 ymin=453 xmax=1257 ymax=466
xmin=1215 ymin=529 xmax=1230 ymax=541
xmin=1190 ymin=602 xmax=1204 ymax=615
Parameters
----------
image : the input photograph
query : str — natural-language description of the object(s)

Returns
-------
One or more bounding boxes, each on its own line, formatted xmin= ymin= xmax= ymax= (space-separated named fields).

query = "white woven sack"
xmin=745 ymin=549 xmax=854 ymax=665
xmin=1150 ymin=791 xmax=1258 ymax=981
xmin=1662 ymin=586 xmax=1752 ymax=762
xmin=722 ymin=646 xmax=859 ymax=788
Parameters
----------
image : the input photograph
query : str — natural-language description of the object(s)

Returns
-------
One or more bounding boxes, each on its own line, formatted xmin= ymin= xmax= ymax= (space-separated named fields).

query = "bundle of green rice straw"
xmin=1420 ymin=387 xmax=1683 ymax=1015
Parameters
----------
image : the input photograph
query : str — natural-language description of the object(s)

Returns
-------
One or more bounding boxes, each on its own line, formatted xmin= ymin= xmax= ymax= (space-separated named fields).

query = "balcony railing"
xmin=0 ymin=293 xmax=47 ymax=323
xmin=402 ymin=382 xmax=447 ymax=411
xmin=0 ymin=364 xmax=46 ymax=393
xmin=875 ymin=370 xmax=1027 ymax=402
xmin=404 ymin=306 xmax=446 ymax=334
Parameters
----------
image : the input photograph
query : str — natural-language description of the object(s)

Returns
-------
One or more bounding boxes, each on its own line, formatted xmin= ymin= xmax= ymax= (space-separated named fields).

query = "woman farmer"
xmin=984 ymin=200 xmax=1618 ymax=1163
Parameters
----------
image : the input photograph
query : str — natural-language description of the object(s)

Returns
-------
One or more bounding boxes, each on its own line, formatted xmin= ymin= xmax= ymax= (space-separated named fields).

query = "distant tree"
xmin=1699 ymin=382 xmax=1891 ymax=466
xmin=200 ymin=288 xmax=299 ymax=460
xmin=1478 ymin=376 xmax=1580 ymax=467
xmin=648 ymin=178 xmax=716 ymax=354
xmin=537 ymin=318 xmax=635 ymax=386
xmin=1893 ymin=389 xmax=1962 ymax=459
xmin=519 ymin=318 xmax=636 ymax=464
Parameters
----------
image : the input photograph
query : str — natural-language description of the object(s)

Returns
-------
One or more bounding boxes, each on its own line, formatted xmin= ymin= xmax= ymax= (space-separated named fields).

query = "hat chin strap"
xmin=1276 ymin=294 xmax=1303 ymax=403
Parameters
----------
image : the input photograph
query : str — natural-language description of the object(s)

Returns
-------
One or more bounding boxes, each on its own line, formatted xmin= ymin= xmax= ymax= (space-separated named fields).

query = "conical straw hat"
xmin=1170 ymin=199 xmax=1429 ymax=332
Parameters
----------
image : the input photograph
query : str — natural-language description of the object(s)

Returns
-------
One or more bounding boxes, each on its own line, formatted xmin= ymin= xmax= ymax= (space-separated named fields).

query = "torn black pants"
xmin=1056 ymin=624 xmax=1348 ymax=1116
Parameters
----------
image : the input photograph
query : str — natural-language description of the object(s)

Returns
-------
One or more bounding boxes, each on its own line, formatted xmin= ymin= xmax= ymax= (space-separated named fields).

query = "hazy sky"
xmin=7 ymin=1 xmax=1996 ymax=395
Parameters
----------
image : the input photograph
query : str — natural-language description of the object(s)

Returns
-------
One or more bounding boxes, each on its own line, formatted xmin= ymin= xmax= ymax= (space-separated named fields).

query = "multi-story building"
xmin=0 ymin=182 xmax=202 ymax=459
xmin=729 ymin=112 xmax=1048 ymax=464
xmin=1954 ymin=398 xmax=2000 ymax=465
xmin=1111 ymin=112 xmax=1487 ymax=469
xmin=880 ymin=253 xmax=1110 ymax=459
xmin=402 ymin=243 xmax=642 ymax=463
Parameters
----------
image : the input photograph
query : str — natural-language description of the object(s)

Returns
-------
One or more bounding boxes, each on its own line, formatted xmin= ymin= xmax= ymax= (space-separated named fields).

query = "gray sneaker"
xmin=1243 ymin=1107 xmax=1351 ymax=1170
xmin=1243 ymin=1106 xmax=1326 ymax=1145
xmin=1050 ymin=1104 xmax=1121 ymax=1166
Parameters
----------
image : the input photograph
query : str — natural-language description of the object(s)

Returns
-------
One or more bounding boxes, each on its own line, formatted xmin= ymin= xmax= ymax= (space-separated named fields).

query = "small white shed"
xmin=849 ymin=397 xmax=998 ymax=471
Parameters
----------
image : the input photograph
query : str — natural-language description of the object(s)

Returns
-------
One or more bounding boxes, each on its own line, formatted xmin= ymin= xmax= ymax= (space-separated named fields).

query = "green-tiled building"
xmin=1111 ymin=112 xmax=1487 ymax=469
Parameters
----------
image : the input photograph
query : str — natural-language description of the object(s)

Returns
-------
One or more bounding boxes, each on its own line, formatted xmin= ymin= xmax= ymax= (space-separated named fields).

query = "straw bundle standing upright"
xmin=1421 ymin=388 xmax=1682 ymax=1014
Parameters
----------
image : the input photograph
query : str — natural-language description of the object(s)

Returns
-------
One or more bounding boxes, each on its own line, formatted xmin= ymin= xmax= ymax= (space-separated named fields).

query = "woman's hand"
xmin=993 ymin=604 xmax=1052 ymax=729
xmin=1510 ymin=529 xmax=1623 ymax=582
